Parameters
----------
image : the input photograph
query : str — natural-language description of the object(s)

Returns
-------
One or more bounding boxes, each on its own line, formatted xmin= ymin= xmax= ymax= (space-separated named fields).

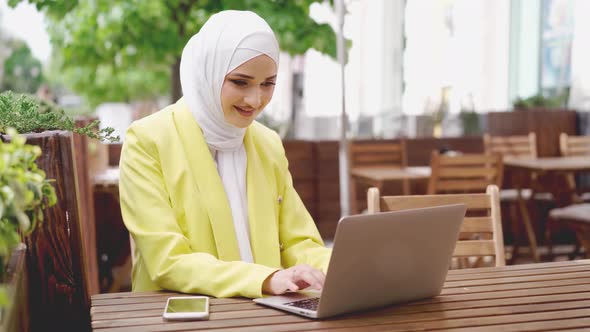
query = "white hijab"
xmin=179 ymin=11 xmax=279 ymax=263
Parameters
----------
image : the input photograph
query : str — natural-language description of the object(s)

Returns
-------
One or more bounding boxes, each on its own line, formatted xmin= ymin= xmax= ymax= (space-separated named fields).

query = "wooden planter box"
xmin=21 ymin=131 xmax=91 ymax=331
xmin=0 ymin=244 xmax=28 ymax=332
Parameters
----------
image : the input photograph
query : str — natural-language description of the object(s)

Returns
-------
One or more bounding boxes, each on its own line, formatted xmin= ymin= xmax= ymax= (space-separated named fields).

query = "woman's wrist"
xmin=262 ymin=270 xmax=280 ymax=294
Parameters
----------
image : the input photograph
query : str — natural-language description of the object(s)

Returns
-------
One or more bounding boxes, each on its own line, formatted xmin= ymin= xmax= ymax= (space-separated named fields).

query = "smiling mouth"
xmin=234 ymin=106 xmax=256 ymax=117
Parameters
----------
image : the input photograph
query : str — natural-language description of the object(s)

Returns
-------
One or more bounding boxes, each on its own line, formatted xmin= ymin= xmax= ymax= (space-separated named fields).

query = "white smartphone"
xmin=162 ymin=296 xmax=209 ymax=320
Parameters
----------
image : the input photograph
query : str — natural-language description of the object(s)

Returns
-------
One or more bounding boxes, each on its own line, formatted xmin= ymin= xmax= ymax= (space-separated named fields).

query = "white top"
xmin=209 ymin=147 xmax=253 ymax=263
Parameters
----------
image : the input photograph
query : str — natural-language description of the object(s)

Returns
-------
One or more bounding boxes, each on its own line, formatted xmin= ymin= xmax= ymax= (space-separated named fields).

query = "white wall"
xmin=300 ymin=0 xmax=404 ymax=139
xmin=569 ymin=0 xmax=590 ymax=111
xmin=508 ymin=0 xmax=541 ymax=103
xmin=404 ymin=0 xmax=511 ymax=119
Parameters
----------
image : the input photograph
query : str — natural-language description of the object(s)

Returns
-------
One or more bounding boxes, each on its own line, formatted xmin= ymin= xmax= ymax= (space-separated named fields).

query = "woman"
xmin=119 ymin=10 xmax=331 ymax=299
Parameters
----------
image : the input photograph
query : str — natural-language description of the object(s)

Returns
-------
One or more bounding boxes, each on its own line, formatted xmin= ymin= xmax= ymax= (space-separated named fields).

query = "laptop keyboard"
xmin=285 ymin=297 xmax=320 ymax=311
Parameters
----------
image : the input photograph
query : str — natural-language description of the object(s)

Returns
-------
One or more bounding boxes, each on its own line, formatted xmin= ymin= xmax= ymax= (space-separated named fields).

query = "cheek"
xmin=261 ymin=87 xmax=275 ymax=105
xmin=220 ymin=85 xmax=239 ymax=109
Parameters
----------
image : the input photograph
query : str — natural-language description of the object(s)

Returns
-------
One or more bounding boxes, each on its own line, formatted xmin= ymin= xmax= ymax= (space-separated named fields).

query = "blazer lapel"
xmin=244 ymin=127 xmax=281 ymax=268
xmin=172 ymin=100 xmax=241 ymax=261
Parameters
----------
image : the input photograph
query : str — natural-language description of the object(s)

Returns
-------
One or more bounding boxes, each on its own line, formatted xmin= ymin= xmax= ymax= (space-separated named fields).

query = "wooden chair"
xmin=367 ymin=185 xmax=505 ymax=267
xmin=559 ymin=133 xmax=590 ymax=201
xmin=547 ymin=203 xmax=590 ymax=259
xmin=427 ymin=151 xmax=504 ymax=195
xmin=544 ymin=134 xmax=590 ymax=259
xmin=483 ymin=133 xmax=553 ymax=263
xmin=349 ymin=140 xmax=408 ymax=213
xmin=483 ymin=132 xmax=537 ymax=159
xmin=483 ymin=133 xmax=542 ymax=199
xmin=560 ymin=133 xmax=590 ymax=157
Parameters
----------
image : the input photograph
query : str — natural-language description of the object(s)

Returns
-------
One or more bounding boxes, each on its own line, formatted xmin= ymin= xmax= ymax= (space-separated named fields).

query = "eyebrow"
xmin=230 ymin=73 xmax=277 ymax=80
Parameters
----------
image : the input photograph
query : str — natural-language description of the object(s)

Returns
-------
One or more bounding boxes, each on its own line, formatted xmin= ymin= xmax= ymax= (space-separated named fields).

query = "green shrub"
xmin=0 ymin=129 xmax=57 ymax=280
xmin=0 ymin=91 xmax=119 ymax=142
xmin=513 ymin=90 xmax=569 ymax=110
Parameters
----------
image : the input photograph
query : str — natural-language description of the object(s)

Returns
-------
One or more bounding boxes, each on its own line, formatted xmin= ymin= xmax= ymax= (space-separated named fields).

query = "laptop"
xmin=253 ymin=204 xmax=466 ymax=319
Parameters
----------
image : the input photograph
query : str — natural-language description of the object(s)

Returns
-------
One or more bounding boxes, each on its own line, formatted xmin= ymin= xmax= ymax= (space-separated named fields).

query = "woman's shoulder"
xmin=249 ymin=120 xmax=280 ymax=138
xmin=248 ymin=121 xmax=284 ymax=152
xmin=129 ymin=104 xmax=177 ymax=133
xmin=126 ymin=101 xmax=189 ymax=143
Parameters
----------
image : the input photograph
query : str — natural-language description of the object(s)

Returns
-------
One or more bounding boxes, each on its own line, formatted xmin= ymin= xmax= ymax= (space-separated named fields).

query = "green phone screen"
xmin=166 ymin=298 xmax=207 ymax=313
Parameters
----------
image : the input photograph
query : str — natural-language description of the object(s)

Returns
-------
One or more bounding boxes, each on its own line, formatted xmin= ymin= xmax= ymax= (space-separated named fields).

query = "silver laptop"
xmin=253 ymin=204 xmax=466 ymax=319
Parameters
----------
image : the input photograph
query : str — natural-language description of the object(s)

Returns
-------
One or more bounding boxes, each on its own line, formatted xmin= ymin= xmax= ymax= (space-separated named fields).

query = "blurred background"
xmin=4 ymin=4 xmax=590 ymax=332
xmin=2 ymin=0 xmax=588 ymax=141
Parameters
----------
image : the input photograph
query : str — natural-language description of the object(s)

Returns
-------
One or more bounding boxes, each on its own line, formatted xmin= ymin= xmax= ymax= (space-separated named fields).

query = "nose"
xmin=244 ymin=88 xmax=262 ymax=109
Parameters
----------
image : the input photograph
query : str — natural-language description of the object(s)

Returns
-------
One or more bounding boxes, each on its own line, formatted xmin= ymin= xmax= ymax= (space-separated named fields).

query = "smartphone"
xmin=162 ymin=296 xmax=209 ymax=320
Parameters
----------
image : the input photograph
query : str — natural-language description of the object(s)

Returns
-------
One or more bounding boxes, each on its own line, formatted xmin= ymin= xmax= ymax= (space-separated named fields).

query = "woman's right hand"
xmin=262 ymin=264 xmax=325 ymax=295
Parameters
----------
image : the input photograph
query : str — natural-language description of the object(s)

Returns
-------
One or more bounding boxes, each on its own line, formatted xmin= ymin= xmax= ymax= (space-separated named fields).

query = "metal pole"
xmin=336 ymin=0 xmax=350 ymax=217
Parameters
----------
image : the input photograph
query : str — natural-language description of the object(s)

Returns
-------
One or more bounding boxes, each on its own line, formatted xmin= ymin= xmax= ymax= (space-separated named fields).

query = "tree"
xmin=1 ymin=42 xmax=44 ymax=94
xmin=10 ymin=0 xmax=338 ymax=106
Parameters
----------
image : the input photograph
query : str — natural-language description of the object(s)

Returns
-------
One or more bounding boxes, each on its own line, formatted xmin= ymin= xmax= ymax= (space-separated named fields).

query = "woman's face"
xmin=221 ymin=54 xmax=277 ymax=128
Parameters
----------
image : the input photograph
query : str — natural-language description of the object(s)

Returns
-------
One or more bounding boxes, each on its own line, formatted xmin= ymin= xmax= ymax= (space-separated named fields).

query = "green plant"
xmin=459 ymin=110 xmax=481 ymax=136
xmin=10 ymin=0 xmax=342 ymax=105
xmin=0 ymin=91 xmax=119 ymax=142
xmin=513 ymin=90 xmax=569 ymax=110
xmin=0 ymin=129 xmax=57 ymax=282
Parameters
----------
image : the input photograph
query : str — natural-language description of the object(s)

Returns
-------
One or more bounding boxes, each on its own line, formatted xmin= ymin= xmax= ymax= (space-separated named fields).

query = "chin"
xmin=229 ymin=118 xmax=253 ymax=128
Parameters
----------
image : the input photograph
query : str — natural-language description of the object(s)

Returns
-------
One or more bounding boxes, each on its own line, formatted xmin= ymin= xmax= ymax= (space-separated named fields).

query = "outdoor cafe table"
xmin=350 ymin=166 xmax=431 ymax=213
xmin=90 ymin=259 xmax=590 ymax=331
xmin=503 ymin=156 xmax=590 ymax=263
xmin=93 ymin=166 xmax=121 ymax=201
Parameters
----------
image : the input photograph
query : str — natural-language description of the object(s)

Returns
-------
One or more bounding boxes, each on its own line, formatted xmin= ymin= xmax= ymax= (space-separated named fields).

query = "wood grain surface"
xmin=91 ymin=260 xmax=590 ymax=331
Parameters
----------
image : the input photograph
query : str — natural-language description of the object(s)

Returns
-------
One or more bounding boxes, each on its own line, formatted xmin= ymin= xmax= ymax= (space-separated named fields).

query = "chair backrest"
xmin=348 ymin=140 xmax=407 ymax=169
xmin=483 ymin=132 xmax=537 ymax=159
xmin=560 ymin=133 xmax=590 ymax=156
xmin=367 ymin=185 xmax=505 ymax=267
xmin=427 ymin=151 xmax=504 ymax=195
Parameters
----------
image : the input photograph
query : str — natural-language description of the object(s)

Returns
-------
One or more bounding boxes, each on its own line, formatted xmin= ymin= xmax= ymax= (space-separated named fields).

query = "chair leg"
xmin=457 ymin=257 xmax=468 ymax=269
xmin=402 ymin=179 xmax=410 ymax=195
xmin=578 ymin=224 xmax=590 ymax=259
xmin=472 ymin=257 xmax=485 ymax=268
xmin=581 ymin=235 xmax=590 ymax=259
xmin=508 ymin=202 xmax=520 ymax=263
xmin=568 ymin=238 xmax=582 ymax=260
xmin=545 ymin=218 xmax=554 ymax=261
xmin=517 ymin=195 xmax=540 ymax=262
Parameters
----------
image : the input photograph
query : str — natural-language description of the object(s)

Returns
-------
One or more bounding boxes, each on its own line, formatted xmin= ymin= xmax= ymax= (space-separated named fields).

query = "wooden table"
xmin=504 ymin=156 xmax=590 ymax=263
xmin=91 ymin=259 xmax=590 ymax=331
xmin=350 ymin=166 xmax=431 ymax=213
xmin=504 ymin=156 xmax=590 ymax=173
xmin=93 ymin=167 xmax=131 ymax=293
xmin=93 ymin=166 xmax=120 ymax=201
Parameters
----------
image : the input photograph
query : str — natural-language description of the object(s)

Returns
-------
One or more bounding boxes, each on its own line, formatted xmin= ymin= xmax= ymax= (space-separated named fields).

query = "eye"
xmin=262 ymin=81 xmax=276 ymax=87
xmin=230 ymin=79 xmax=248 ymax=87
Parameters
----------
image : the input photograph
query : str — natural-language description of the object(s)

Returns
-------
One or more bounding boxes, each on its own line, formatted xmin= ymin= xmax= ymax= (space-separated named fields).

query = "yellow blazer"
xmin=119 ymin=99 xmax=331 ymax=298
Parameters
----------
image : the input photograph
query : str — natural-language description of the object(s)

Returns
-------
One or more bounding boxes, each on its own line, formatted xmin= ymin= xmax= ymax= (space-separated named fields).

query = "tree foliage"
xmin=1 ymin=42 xmax=44 ymax=94
xmin=10 ymin=0 xmax=338 ymax=105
